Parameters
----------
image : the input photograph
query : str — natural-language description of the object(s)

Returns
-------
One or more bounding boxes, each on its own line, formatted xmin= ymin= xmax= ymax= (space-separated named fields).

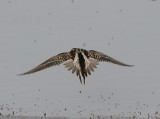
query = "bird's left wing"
xmin=88 ymin=50 xmax=133 ymax=67
xmin=19 ymin=52 xmax=71 ymax=75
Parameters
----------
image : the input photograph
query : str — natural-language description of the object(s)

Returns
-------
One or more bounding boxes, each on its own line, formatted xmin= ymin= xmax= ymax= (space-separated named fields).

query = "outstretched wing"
xmin=19 ymin=52 xmax=71 ymax=75
xmin=88 ymin=50 xmax=133 ymax=67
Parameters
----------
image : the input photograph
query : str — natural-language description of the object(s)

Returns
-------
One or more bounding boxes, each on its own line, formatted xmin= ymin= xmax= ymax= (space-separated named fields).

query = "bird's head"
xmin=71 ymin=48 xmax=81 ymax=53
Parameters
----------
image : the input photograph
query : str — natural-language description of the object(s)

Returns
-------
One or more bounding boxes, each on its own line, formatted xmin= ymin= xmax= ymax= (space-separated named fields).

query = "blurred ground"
xmin=0 ymin=115 xmax=159 ymax=119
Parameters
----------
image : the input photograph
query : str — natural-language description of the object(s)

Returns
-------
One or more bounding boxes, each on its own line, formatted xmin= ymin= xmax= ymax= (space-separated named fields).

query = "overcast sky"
xmin=0 ymin=0 xmax=160 ymax=118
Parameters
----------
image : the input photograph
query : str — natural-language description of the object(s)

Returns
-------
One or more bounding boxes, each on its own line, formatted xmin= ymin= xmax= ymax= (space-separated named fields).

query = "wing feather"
xmin=88 ymin=50 xmax=133 ymax=67
xmin=19 ymin=52 xmax=71 ymax=75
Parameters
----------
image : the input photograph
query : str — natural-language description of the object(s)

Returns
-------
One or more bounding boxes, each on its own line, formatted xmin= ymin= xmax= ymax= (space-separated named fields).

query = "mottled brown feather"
xmin=88 ymin=50 xmax=134 ymax=67
xmin=19 ymin=48 xmax=133 ymax=85
xmin=19 ymin=52 xmax=71 ymax=75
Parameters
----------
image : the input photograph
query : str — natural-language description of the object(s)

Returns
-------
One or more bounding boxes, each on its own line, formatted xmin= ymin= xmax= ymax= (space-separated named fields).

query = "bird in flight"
xmin=19 ymin=48 xmax=133 ymax=84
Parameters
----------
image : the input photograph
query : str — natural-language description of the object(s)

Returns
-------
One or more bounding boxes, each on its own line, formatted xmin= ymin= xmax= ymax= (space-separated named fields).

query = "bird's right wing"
xmin=88 ymin=50 xmax=133 ymax=67
xmin=19 ymin=52 xmax=71 ymax=75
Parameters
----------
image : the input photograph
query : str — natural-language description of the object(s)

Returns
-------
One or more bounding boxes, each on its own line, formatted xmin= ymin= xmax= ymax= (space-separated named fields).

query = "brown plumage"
xmin=19 ymin=48 xmax=133 ymax=84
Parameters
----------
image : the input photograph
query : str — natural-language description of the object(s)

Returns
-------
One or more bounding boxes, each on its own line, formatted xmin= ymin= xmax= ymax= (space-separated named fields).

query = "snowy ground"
xmin=0 ymin=0 xmax=160 ymax=119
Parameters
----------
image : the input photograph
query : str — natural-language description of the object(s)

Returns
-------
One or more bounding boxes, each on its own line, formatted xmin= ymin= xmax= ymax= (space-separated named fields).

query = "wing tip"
xmin=126 ymin=64 xmax=134 ymax=67
xmin=17 ymin=70 xmax=35 ymax=76
xmin=17 ymin=72 xmax=28 ymax=76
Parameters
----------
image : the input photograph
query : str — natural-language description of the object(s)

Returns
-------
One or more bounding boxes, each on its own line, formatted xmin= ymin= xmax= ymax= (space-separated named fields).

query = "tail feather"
xmin=79 ymin=75 xmax=82 ymax=84
xmin=87 ymin=68 xmax=91 ymax=75
xmin=64 ymin=59 xmax=99 ymax=85
xmin=72 ymin=66 xmax=76 ymax=74
xmin=81 ymin=72 xmax=86 ymax=85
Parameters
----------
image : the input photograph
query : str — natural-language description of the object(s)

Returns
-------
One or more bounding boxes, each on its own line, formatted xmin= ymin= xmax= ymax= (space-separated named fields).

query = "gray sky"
xmin=0 ymin=0 xmax=160 ymax=118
